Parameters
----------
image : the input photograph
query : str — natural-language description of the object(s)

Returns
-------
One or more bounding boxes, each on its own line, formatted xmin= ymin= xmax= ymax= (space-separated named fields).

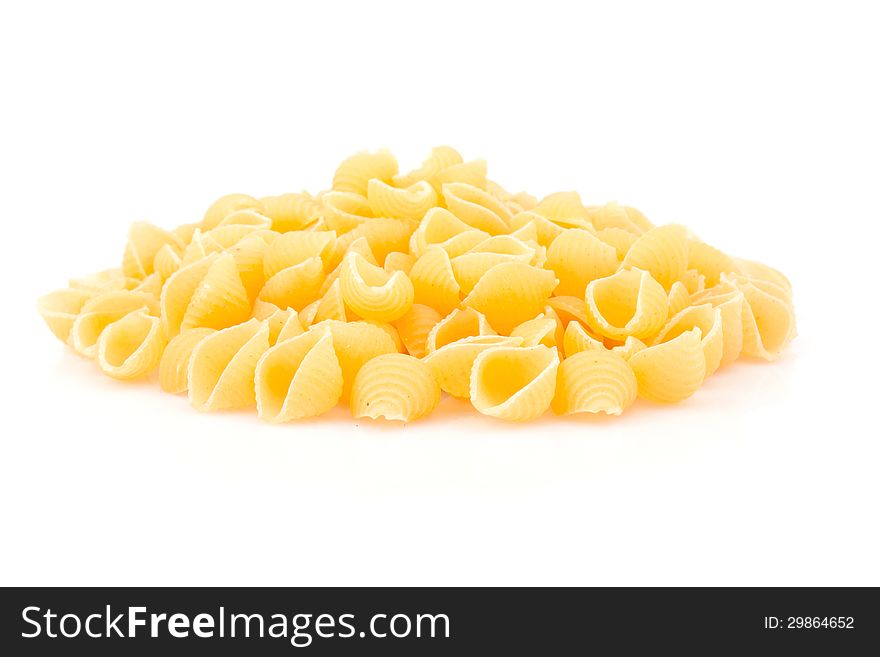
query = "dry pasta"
xmin=38 ymin=146 xmax=795 ymax=423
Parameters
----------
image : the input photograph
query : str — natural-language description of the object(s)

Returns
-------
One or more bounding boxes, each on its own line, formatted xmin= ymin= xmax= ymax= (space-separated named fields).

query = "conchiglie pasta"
xmin=255 ymin=329 xmax=343 ymax=422
xmin=202 ymin=193 xmax=261 ymax=230
xmin=188 ymin=319 xmax=270 ymax=411
xmin=259 ymin=192 xmax=322 ymax=232
xmin=37 ymin=288 xmax=93 ymax=342
xmin=584 ymin=268 xmax=668 ymax=341
xmin=425 ymin=307 xmax=496 ymax=353
xmin=423 ymin=335 xmax=523 ymax=398
xmin=122 ymin=221 xmax=183 ymax=279
xmin=654 ymin=304 xmax=724 ymax=376
xmin=628 ymin=327 xmax=705 ymax=403
xmin=470 ymin=345 xmax=560 ymax=421
xmin=462 ymin=262 xmax=557 ymax=334
xmin=546 ymin=229 xmax=619 ymax=297
xmin=70 ymin=290 xmax=157 ymax=358
xmin=510 ymin=315 xmax=558 ymax=348
xmin=321 ymin=191 xmax=372 ymax=234
xmin=315 ymin=319 xmax=398 ymax=401
xmin=96 ymin=310 xmax=166 ymax=379
xmin=367 ymin=179 xmax=437 ymax=220
xmin=159 ymin=328 xmax=215 ymax=393
xmin=393 ymin=145 xmax=463 ymax=188
xmin=442 ymin=182 xmax=512 ymax=235
xmin=258 ymin=256 xmax=325 ymax=311
xmin=339 ymin=251 xmax=414 ymax=322
xmin=621 ymin=224 xmax=689 ymax=291
xmin=395 ymin=304 xmax=442 ymax=359
xmin=349 ymin=353 xmax=439 ymax=422
xmin=429 ymin=159 xmax=488 ymax=192
xmin=552 ymin=350 xmax=637 ymax=416
xmin=407 ymin=246 xmax=461 ymax=314
xmin=332 ymin=150 xmax=398 ymax=196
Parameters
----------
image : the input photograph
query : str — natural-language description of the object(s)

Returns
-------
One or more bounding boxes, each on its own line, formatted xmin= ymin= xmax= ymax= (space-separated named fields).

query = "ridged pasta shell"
xmin=552 ymin=350 xmax=638 ymax=416
xmin=202 ymin=193 xmax=261 ymax=230
xmin=393 ymin=146 xmax=463 ymax=188
xmin=510 ymin=211 xmax=564 ymax=247
xmin=546 ymin=295 xmax=590 ymax=328
xmin=686 ymin=239 xmax=736 ymax=287
xmin=262 ymin=230 xmax=336 ymax=279
xmin=595 ymin=227 xmax=638 ymax=260
xmin=409 ymin=208 xmax=476 ymax=256
xmin=255 ymin=330 xmax=343 ymax=422
xmin=188 ymin=318 xmax=270 ymax=411
xmin=667 ymin=281 xmax=691 ymax=317
xmin=725 ymin=274 xmax=795 ymax=361
xmin=159 ymin=328 xmax=215 ymax=393
xmin=510 ymin=316 xmax=558 ymax=347
xmin=383 ymin=251 xmax=416 ymax=275
xmin=622 ymin=224 xmax=689 ymax=291
xmin=313 ymin=319 xmax=399 ymax=401
xmin=97 ymin=310 xmax=166 ymax=380
xmin=409 ymin=246 xmax=461 ymax=314
xmin=153 ymin=243 xmax=182 ymax=280
xmin=563 ymin=321 xmax=605 ymax=358
xmin=335 ymin=217 xmax=418 ymax=266
xmin=321 ymin=191 xmax=372 ymax=234
xmin=180 ymin=254 xmax=252 ymax=333
xmin=339 ymin=251 xmax=414 ymax=322
xmin=584 ymin=268 xmax=668 ymax=341
xmin=451 ymin=251 xmax=531 ymax=296
xmin=733 ymin=258 xmax=792 ymax=298
xmin=588 ymin=203 xmax=649 ymax=233
xmin=470 ymin=345 xmax=560 ymax=421
xmin=69 ymin=268 xmax=139 ymax=294
xmin=37 ymin=288 xmax=93 ymax=342
xmin=462 ymin=262 xmax=558 ymax=334
xmin=367 ymin=179 xmax=438 ymax=220
xmin=71 ymin=290 xmax=156 ymax=358
xmin=350 ymin=354 xmax=440 ymax=422
xmin=425 ymin=307 xmax=496 ymax=353
xmin=424 ymin=335 xmax=522 ymax=398
xmin=259 ymin=192 xmax=322 ymax=232
xmin=332 ymin=150 xmax=398 ymax=196
xmin=442 ymin=182 xmax=512 ymax=235
xmin=546 ymin=228 xmax=619 ymax=297
xmin=691 ymin=286 xmax=744 ymax=365
xmin=429 ymin=159 xmax=488 ymax=192
xmin=258 ymin=256 xmax=325 ymax=311
xmin=395 ymin=304 xmax=442 ymax=358
xmin=533 ymin=191 xmax=590 ymax=224
xmin=628 ymin=327 xmax=706 ymax=403
xmin=654 ymin=304 xmax=724 ymax=376
xmin=122 ymin=221 xmax=184 ymax=279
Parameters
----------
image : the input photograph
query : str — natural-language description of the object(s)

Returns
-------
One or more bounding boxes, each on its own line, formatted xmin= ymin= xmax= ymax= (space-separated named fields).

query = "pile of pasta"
xmin=37 ymin=147 xmax=795 ymax=422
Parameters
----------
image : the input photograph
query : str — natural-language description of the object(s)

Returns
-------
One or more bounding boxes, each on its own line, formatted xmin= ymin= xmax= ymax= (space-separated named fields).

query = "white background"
xmin=1 ymin=1 xmax=878 ymax=586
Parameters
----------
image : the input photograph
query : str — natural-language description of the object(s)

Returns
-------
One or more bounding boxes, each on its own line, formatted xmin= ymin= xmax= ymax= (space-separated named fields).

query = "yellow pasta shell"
xmin=263 ymin=230 xmax=336 ymax=279
xmin=546 ymin=228 xmax=619 ymax=297
xmin=395 ymin=304 xmax=442 ymax=358
xmin=584 ymin=268 xmax=668 ymax=341
xmin=628 ymin=327 xmax=705 ymax=403
xmin=97 ymin=310 xmax=167 ymax=380
xmin=339 ymin=251 xmax=414 ymax=322
xmin=255 ymin=330 xmax=343 ymax=422
xmin=562 ymin=320 xmax=605 ymax=358
xmin=654 ymin=304 xmax=724 ymax=376
xmin=470 ymin=345 xmax=560 ymax=421
xmin=667 ymin=281 xmax=691 ymax=317
xmin=588 ymin=203 xmax=649 ymax=233
xmin=552 ymin=350 xmax=637 ymax=416
xmin=180 ymin=253 xmax=252 ymax=333
xmin=533 ymin=191 xmax=589 ymax=223
xmin=336 ymin=217 xmax=418 ymax=265
xmin=510 ymin=211 xmax=564 ymax=248
xmin=259 ymin=192 xmax=322 ymax=232
xmin=442 ymin=182 xmax=512 ymax=235
xmin=71 ymin=291 xmax=156 ymax=358
xmin=462 ymin=262 xmax=558 ymax=334
xmin=313 ymin=319 xmax=399 ymax=401
xmin=153 ymin=243 xmax=182 ymax=280
xmin=188 ymin=318 xmax=270 ymax=411
xmin=122 ymin=221 xmax=183 ymax=279
xmin=424 ymin=335 xmax=523 ymax=398
xmin=687 ymin=239 xmax=736 ymax=288
xmin=510 ymin=316 xmax=558 ymax=348
xmin=622 ymin=224 xmax=689 ymax=291
xmin=429 ymin=159 xmax=488 ymax=192
xmin=393 ymin=145 xmax=464 ymax=188
xmin=383 ymin=251 xmax=416 ymax=275
xmin=425 ymin=307 xmax=496 ymax=353
xmin=321 ymin=191 xmax=372 ymax=234
xmin=409 ymin=208 xmax=488 ymax=258
xmin=367 ymin=179 xmax=438 ymax=220
xmin=202 ymin=193 xmax=261 ymax=230
xmin=258 ymin=256 xmax=325 ymax=311
xmin=332 ymin=150 xmax=398 ymax=196
xmin=37 ymin=288 xmax=93 ymax=343
xmin=159 ymin=328 xmax=215 ymax=393
xmin=350 ymin=353 xmax=440 ymax=422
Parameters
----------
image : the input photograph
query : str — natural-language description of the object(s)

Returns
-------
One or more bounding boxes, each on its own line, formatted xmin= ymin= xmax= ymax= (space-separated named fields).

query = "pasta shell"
xmin=37 ymin=288 xmax=92 ymax=342
xmin=510 ymin=315 xmax=558 ymax=347
xmin=153 ymin=243 xmax=182 ymax=280
xmin=546 ymin=228 xmax=619 ymax=297
xmin=406 ymin=245 xmax=461 ymax=313
xmin=70 ymin=290 xmax=156 ymax=358
xmin=97 ymin=310 xmax=166 ymax=380
xmin=255 ymin=330 xmax=343 ymax=422
xmin=726 ymin=274 xmax=795 ymax=361
xmin=259 ymin=192 xmax=322 ymax=232
xmin=393 ymin=145 xmax=464 ymax=188
xmin=350 ymin=354 xmax=440 ymax=422
xmin=552 ymin=350 xmax=638 ymax=416
xmin=588 ymin=202 xmax=648 ymax=233
xmin=451 ymin=251 xmax=530 ymax=296
xmin=733 ymin=258 xmax=792 ymax=298
xmin=122 ymin=221 xmax=183 ymax=279
xmin=263 ymin=230 xmax=336 ymax=279
xmin=654 ymin=304 xmax=724 ymax=376
xmin=628 ymin=327 xmax=706 ymax=403
xmin=462 ymin=262 xmax=557 ymax=334
xmin=202 ymin=193 xmax=261 ymax=230
xmin=336 ymin=217 xmax=418 ymax=265
xmin=188 ymin=318 xmax=270 ymax=411
xmin=687 ymin=239 xmax=736 ymax=288
xmin=533 ymin=191 xmax=590 ymax=224
xmin=595 ymin=227 xmax=638 ymax=260
xmin=226 ymin=235 xmax=269 ymax=302
xmin=69 ymin=268 xmax=139 ymax=294
xmin=321 ymin=191 xmax=372 ymax=234
xmin=692 ymin=286 xmax=744 ymax=365
xmin=159 ymin=328 xmax=215 ymax=393
xmin=313 ymin=319 xmax=399 ymax=401
xmin=667 ymin=281 xmax=691 ymax=317
xmin=546 ymin=295 xmax=590 ymax=328
xmin=424 ymin=335 xmax=523 ymax=398
xmin=180 ymin=254 xmax=252 ymax=333
xmin=409 ymin=208 xmax=489 ymax=257
xmin=442 ymin=182 xmax=512 ymax=235
xmin=367 ymin=179 xmax=438 ymax=220
xmin=332 ymin=150 xmax=398 ymax=196
xmin=339 ymin=251 xmax=414 ymax=322
xmin=584 ymin=268 xmax=668 ymax=341
xmin=383 ymin=251 xmax=416 ymax=275
xmin=429 ymin=159 xmax=488 ymax=192
xmin=425 ymin=307 xmax=496 ymax=353
xmin=258 ymin=256 xmax=325 ymax=311
xmin=510 ymin=211 xmax=564 ymax=248
xmin=562 ymin=320 xmax=605 ymax=358
xmin=622 ymin=224 xmax=689 ymax=291
xmin=395 ymin=304 xmax=442 ymax=358
xmin=470 ymin=345 xmax=560 ymax=421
